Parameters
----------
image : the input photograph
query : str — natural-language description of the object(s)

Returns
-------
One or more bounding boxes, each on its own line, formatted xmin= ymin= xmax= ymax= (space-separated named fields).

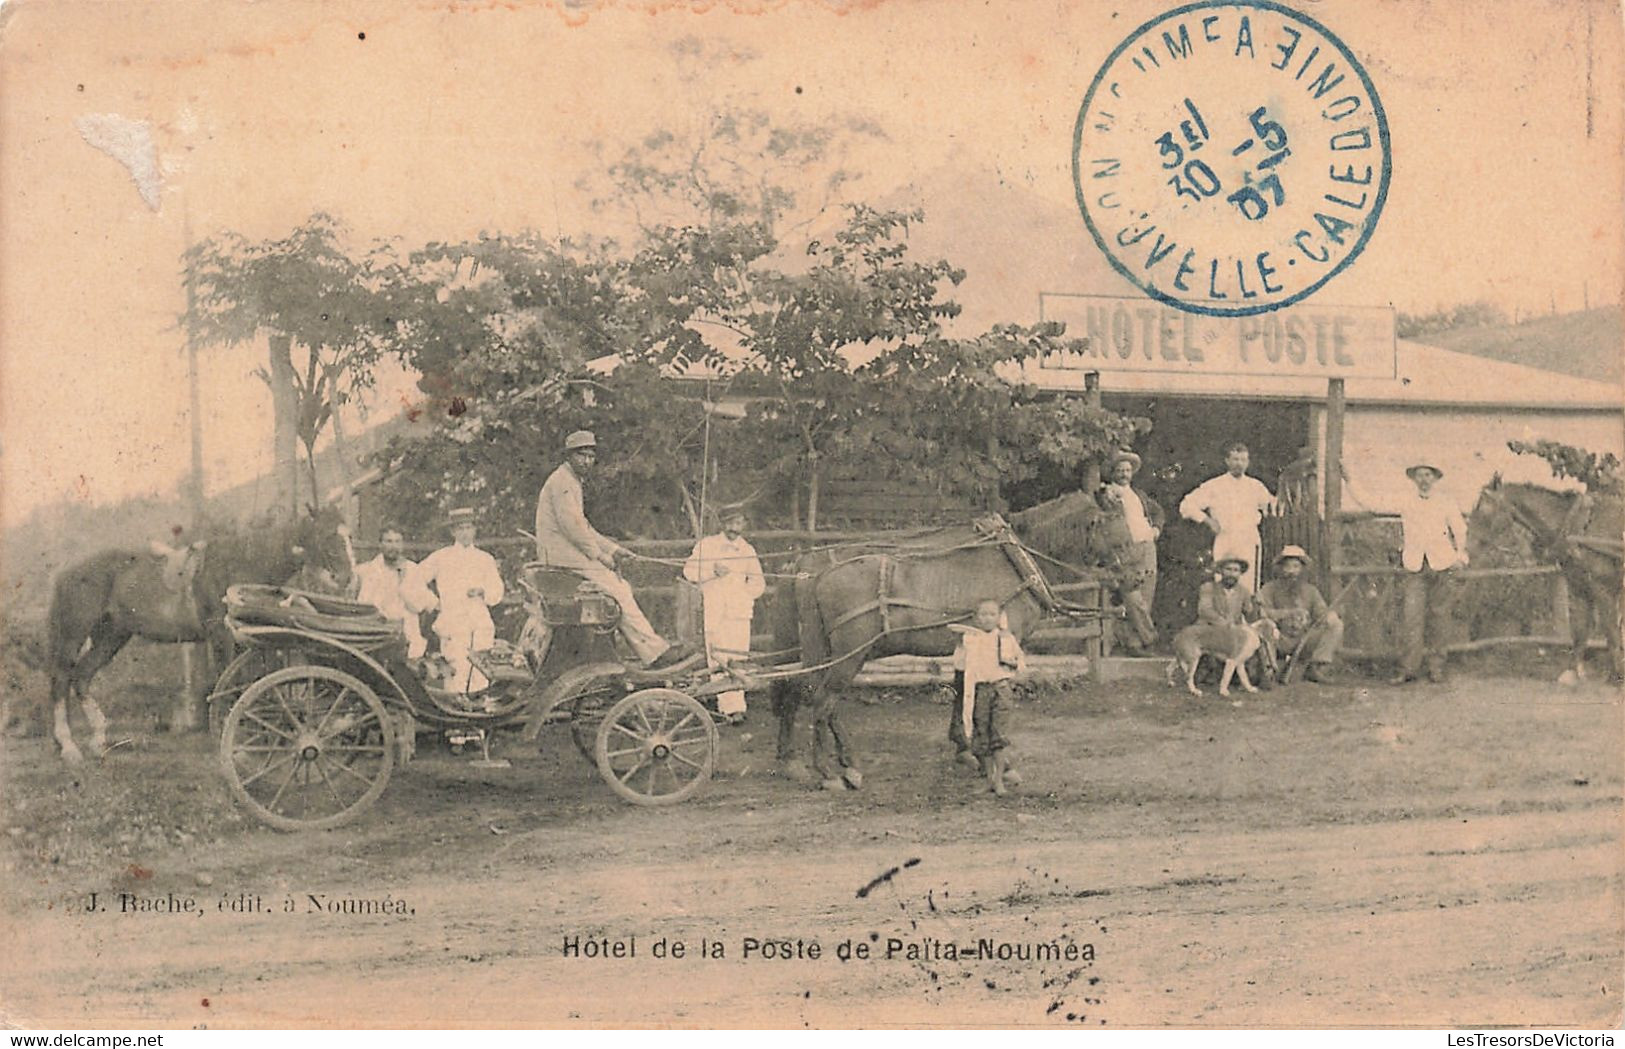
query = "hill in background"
xmin=1424 ymin=306 xmax=1622 ymax=385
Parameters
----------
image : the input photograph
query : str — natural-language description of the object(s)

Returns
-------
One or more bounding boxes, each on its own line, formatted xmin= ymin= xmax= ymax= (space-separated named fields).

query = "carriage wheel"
xmin=208 ymin=648 xmax=295 ymax=738
xmin=570 ymin=677 xmax=626 ymax=762
xmin=594 ymin=688 xmax=716 ymax=806
xmin=220 ymin=665 xmax=393 ymax=832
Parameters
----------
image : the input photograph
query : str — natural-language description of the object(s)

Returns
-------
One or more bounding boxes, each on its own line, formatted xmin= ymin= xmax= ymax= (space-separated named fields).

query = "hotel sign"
xmin=1036 ymin=293 xmax=1396 ymax=379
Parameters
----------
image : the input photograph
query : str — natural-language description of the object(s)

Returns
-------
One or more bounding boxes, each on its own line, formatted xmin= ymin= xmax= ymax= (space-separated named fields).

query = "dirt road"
xmin=3 ymin=667 xmax=1620 ymax=1028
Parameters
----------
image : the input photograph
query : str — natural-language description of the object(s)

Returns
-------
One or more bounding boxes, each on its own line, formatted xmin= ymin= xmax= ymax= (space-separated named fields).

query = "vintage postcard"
xmin=1 ymin=0 xmax=1621 ymax=1031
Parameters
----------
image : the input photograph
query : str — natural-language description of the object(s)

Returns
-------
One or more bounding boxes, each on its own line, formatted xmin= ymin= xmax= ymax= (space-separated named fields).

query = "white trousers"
xmin=574 ymin=564 xmax=670 ymax=665
xmin=704 ymin=613 xmax=752 ymax=715
xmin=436 ymin=609 xmax=494 ymax=694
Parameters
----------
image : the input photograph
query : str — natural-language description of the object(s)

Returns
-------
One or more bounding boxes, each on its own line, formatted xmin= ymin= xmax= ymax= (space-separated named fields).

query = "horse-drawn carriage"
xmin=209 ymin=565 xmax=730 ymax=831
xmin=206 ymin=511 xmax=1113 ymax=830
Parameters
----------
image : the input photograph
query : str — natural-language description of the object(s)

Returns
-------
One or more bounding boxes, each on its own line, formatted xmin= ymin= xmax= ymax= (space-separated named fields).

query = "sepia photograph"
xmin=0 ymin=0 xmax=1621 ymax=1030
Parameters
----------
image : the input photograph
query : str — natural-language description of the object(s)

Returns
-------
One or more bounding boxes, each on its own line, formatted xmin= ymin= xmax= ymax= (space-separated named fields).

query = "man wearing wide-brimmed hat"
xmin=1258 ymin=545 xmax=1343 ymax=683
xmin=406 ymin=507 xmax=506 ymax=694
xmin=534 ymin=430 xmax=685 ymax=668
xmin=682 ymin=503 xmax=765 ymax=723
xmin=1391 ymin=462 xmax=1468 ymax=685
xmin=1097 ymin=449 xmax=1164 ymax=652
xmin=1196 ymin=555 xmax=1259 ymax=627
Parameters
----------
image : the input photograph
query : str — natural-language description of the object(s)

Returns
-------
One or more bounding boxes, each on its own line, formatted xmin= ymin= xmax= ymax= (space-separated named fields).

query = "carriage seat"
xmin=519 ymin=563 xmax=624 ymax=628
xmin=148 ymin=539 xmax=207 ymax=594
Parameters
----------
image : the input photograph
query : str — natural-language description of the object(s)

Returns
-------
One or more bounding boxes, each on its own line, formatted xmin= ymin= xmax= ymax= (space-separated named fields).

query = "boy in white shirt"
xmin=947 ymin=599 xmax=1026 ymax=795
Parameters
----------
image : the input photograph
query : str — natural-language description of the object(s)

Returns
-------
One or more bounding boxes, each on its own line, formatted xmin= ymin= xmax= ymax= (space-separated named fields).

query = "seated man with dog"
xmin=1257 ymin=546 xmax=1343 ymax=683
xmin=1169 ymin=555 xmax=1278 ymax=697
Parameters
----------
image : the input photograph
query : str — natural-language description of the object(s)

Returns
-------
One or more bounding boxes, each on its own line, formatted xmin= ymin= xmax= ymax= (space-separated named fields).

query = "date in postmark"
xmin=1072 ymin=0 xmax=1390 ymax=317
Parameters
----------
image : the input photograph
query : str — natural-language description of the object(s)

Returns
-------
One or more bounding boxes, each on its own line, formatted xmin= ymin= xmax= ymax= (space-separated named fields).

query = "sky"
xmin=1 ymin=0 xmax=1620 ymax=527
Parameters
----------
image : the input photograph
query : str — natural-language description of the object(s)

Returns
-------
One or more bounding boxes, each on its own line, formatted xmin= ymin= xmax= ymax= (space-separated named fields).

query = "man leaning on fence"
xmin=1097 ymin=449 xmax=1163 ymax=653
xmin=1390 ymin=462 xmax=1468 ymax=685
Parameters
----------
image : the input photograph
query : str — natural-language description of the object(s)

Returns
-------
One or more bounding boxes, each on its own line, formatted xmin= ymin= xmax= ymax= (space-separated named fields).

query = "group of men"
xmin=350 ymin=430 xmax=766 ymax=717
xmin=1101 ymin=441 xmax=1470 ymax=685
xmin=347 ymin=429 xmax=1468 ymax=709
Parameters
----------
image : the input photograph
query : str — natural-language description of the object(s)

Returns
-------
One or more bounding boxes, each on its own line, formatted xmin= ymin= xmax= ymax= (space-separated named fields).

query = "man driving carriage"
xmin=534 ymin=430 xmax=693 ymax=669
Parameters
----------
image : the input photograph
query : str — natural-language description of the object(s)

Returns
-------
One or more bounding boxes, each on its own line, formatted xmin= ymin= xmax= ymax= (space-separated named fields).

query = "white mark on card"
xmin=75 ymin=113 xmax=161 ymax=211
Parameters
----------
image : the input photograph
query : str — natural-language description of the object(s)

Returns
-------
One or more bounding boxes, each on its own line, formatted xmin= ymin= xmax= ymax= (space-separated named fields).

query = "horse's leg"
xmin=811 ymin=707 xmax=839 ymax=790
xmin=1559 ymin=587 xmax=1591 ymax=686
xmin=1605 ymin=588 xmax=1624 ymax=684
xmin=825 ymin=707 xmax=862 ymax=789
xmin=52 ymin=683 xmax=83 ymax=766
xmin=68 ymin=623 xmax=132 ymax=758
xmin=771 ymin=681 xmax=798 ymax=763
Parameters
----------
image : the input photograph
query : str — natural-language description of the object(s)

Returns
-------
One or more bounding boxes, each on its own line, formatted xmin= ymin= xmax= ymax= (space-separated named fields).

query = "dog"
xmin=1169 ymin=621 xmax=1271 ymax=697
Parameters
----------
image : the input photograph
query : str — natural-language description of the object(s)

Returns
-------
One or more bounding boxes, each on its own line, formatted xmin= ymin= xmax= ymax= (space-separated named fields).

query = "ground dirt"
xmin=1 ymin=657 xmax=1620 ymax=1029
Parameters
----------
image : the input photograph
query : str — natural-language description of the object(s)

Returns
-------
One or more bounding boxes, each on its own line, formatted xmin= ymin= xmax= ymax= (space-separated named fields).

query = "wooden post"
xmin=1323 ymin=378 xmax=1346 ymax=593
xmin=1082 ymin=371 xmax=1104 ymax=493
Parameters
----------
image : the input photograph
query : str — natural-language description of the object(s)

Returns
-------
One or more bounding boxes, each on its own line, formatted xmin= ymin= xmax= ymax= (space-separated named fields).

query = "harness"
xmin=818 ymin=515 xmax=1081 ymax=637
xmin=1482 ymin=486 xmax=1625 ymax=562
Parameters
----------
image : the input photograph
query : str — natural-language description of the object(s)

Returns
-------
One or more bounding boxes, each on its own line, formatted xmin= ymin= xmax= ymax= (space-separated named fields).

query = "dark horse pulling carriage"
xmin=209 ymin=509 xmax=1110 ymax=829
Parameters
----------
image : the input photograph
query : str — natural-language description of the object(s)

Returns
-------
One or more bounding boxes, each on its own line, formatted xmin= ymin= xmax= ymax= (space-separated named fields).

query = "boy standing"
xmin=948 ymin=599 xmax=1025 ymax=795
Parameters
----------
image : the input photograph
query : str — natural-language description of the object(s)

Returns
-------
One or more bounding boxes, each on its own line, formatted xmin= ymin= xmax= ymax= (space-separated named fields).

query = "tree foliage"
xmin=182 ymin=213 xmax=398 ymax=512
xmin=1508 ymin=439 xmax=1622 ymax=492
xmin=370 ymin=203 xmax=1146 ymax=539
xmin=1396 ymin=300 xmax=1507 ymax=339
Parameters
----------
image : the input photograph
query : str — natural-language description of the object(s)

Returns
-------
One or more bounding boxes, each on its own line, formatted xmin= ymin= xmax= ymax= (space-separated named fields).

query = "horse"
xmin=767 ymin=491 xmax=1115 ymax=790
xmin=44 ymin=507 xmax=353 ymax=763
xmin=1471 ymin=477 xmax=1624 ymax=685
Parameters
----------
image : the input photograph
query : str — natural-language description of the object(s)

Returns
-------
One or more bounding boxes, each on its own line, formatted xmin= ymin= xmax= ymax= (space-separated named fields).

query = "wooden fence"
xmin=1325 ymin=511 xmax=1582 ymax=660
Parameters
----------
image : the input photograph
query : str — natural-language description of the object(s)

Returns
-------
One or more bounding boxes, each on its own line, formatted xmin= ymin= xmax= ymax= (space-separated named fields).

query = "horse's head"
xmin=291 ymin=505 xmax=355 ymax=593
xmin=1009 ymin=491 xmax=1117 ymax=579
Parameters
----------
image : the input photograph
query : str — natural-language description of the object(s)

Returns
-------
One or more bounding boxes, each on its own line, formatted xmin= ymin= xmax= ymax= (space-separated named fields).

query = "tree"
xmin=182 ymin=213 xmax=397 ymax=515
xmin=1509 ymin=439 xmax=1622 ymax=492
xmin=1396 ymin=300 xmax=1508 ymax=339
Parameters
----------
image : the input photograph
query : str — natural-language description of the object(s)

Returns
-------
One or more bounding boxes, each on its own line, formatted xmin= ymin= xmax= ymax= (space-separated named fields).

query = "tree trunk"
xmin=329 ymin=387 xmax=355 ymax=526
xmin=303 ymin=437 xmax=321 ymax=512
xmin=805 ymin=450 xmax=821 ymax=532
xmin=266 ymin=333 xmax=301 ymax=517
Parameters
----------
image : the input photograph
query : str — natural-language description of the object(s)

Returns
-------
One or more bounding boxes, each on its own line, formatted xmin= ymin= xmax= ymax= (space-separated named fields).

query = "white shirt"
xmin=1397 ymin=489 xmax=1468 ymax=571
xmin=1179 ymin=472 xmax=1276 ymax=538
xmin=1109 ymin=483 xmax=1157 ymax=544
xmin=406 ymin=543 xmax=506 ymax=631
xmin=354 ymin=554 xmax=425 ymax=654
xmin=682 ymin=532 xmax=765 ymax=622
xmin=949 ymin=623 xmax=1025 ymax=737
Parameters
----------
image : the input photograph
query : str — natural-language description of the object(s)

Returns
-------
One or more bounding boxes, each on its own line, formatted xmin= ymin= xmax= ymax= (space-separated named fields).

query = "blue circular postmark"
xmin=1072 ymin=0 xmax=1391 ymax=317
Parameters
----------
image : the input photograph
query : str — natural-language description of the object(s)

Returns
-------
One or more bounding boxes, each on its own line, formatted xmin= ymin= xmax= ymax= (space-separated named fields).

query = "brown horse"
xmin=45 ymin=508 xmax=353 ymax=763
xmin=768 ymin=495 xmax=1114 ymax=789
xmin=1472 ymin=477 xmax=1624 ymax=685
